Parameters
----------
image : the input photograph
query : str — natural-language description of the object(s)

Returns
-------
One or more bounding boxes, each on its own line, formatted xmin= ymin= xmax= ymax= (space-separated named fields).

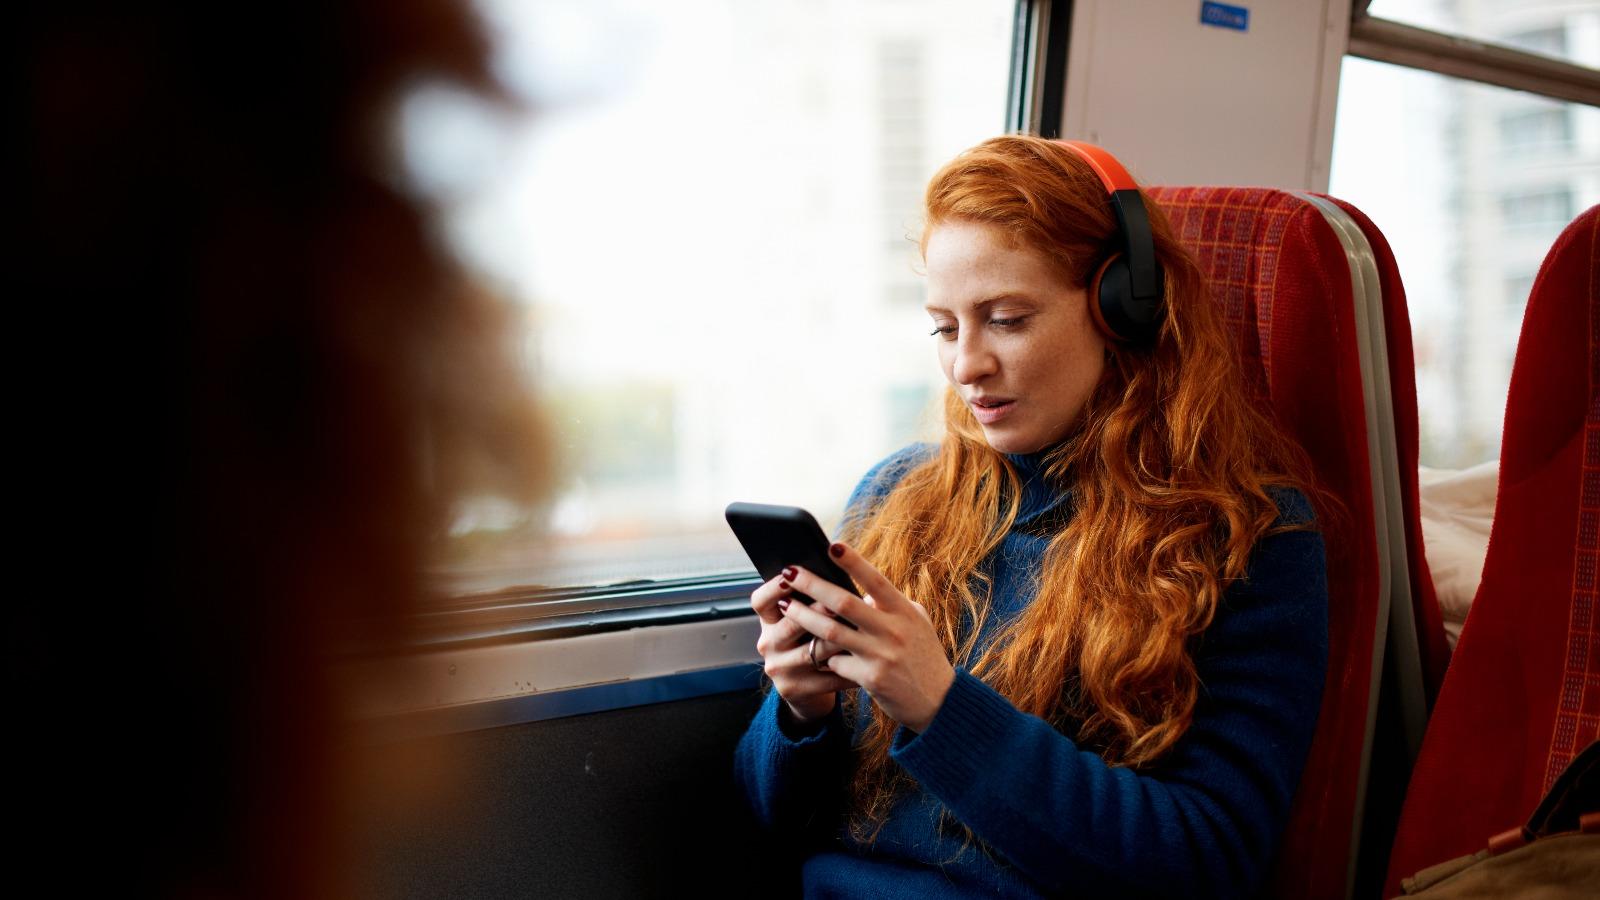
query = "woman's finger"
xmin=769 ymin=636 xmax=837 ymax=679
xmin=749 ymin=573 xmax=794 ymax=625
xmin=786 ymin=565 xmax=884 ymax=633
xmin=810 ymin=638 xmax=849 ymax=666
xmin=817 ymin=648 xmax=868 ymax=691
xmin=783 ymin=595 xmax=869 ymax=654
xmin=824 ymin=541 xmax=910 ymax=613
xmin=771 ymin=639 xmax=857 ymax=688
xmin=770 ymin=613 xmax=811 ymax=649
xmin=775 ymin=668 xmax=857 ymax=698
xmin=756 ymin=612 xmax=813 ymax=659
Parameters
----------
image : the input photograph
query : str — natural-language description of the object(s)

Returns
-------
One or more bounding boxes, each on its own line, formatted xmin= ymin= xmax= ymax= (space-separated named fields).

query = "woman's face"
xmin=923 ymin=220 xmax=1106 ymax=455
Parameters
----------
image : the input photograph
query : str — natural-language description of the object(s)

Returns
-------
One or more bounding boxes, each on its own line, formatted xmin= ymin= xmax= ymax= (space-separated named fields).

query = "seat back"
xmin=1383 ymin=204 xmax=1600 ymax=896
xmin=1325 ymin=197 xmax=1453 ymax=707
xmin=1150 ymin=186 xmax=1383 ymax=900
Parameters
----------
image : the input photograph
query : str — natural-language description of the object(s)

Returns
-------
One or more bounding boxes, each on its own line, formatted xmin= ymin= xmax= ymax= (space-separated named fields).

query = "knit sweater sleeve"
xmin=733 ymin=688 xmax=855 ymax=838
xmin=732 ymin=443 xmax=936 ymax=835
xmin=888 ymin=489 xmax=1330 ymax=898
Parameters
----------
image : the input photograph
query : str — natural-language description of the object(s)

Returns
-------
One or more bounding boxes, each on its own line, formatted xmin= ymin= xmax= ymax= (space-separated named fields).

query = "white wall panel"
xmin=1061 ymin=0 xmax=1351 ymax=190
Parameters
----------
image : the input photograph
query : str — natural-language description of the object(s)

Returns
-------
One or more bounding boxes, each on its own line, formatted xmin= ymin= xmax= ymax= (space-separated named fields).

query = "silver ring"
xmin=809 ymin=637 xmax=829 ymax=671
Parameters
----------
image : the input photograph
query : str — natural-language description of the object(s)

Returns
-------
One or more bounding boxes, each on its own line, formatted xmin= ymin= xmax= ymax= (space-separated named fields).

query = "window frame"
xmin=1347 ymin=12 xmax=1600 ymax=108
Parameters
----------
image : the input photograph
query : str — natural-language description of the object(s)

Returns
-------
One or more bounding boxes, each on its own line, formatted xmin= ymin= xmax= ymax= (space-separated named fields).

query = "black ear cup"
xmin=1088 ymin=252 xmax=1164 ymax=345
xmin=1056 ymin=141 xmax=1166 ymax=347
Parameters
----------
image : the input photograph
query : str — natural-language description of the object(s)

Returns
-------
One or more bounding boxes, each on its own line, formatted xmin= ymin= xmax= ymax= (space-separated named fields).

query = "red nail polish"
xmin=779 ymin=580 xmax=791 ymax=592
xmin=829 ymin=543 xmax=845 ymax=558
xmin=781 ymin=565 xmax=797 ymax=581
xmin=777 ymin=598 xmax=790 ymax=612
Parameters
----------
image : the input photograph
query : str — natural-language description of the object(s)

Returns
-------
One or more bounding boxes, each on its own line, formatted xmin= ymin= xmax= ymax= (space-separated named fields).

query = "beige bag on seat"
xmin=1399 ymin=739 xmax=1600 ymax=897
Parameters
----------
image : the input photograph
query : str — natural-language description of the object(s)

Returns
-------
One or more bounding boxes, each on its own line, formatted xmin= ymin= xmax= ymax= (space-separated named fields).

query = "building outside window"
xmin=1335 ymin=0 xmax=1600 ymax=468
xmin=400 ymin=0 xmax=1016 ymax=596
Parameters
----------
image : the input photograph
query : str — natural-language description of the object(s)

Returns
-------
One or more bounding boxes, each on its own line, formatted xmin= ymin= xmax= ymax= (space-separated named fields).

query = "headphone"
xmin=1055 ymin=140 xmax=1165 ymax=345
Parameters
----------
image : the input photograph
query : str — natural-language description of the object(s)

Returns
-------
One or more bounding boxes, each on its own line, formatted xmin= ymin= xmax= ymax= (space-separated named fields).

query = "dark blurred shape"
xmin=19 ymin=2 xmax=550 ymax=895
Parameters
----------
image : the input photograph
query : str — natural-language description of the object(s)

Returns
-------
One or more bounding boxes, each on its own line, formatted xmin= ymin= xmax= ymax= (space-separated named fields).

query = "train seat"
xmin=1383 ymin=203 xmax=1600 ymax=897
xmin=1150 ymin=186 xmax=1393 ymax=900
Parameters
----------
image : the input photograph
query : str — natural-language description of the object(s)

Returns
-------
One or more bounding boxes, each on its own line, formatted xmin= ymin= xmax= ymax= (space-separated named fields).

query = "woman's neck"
xmin=1001 ymin=442 xmax=1071 ymax=522
xmin=1002 ymin=440 xmax=1066 ymax=479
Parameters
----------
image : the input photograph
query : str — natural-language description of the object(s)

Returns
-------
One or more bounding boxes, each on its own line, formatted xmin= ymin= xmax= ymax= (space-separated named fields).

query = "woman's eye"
xmin=929 ymin=316 xmax=1026 ymax=338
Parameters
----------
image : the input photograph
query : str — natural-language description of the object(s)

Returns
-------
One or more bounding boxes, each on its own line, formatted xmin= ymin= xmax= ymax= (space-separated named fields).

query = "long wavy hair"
xmin=836 ymin=135 xmax=1325 ymax=843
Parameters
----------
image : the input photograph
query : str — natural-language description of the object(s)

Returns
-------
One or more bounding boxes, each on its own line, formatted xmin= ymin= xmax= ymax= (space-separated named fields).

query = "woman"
xmin=734 ymin=136 xmax=1330 ymax=898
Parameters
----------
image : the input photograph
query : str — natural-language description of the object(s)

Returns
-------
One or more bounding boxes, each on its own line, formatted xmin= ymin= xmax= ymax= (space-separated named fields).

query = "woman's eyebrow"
xmin=924 ymin=293 xmax=1033 ymax=315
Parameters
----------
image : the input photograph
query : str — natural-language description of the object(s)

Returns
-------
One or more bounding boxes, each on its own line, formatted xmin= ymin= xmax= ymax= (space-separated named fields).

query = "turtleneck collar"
xmin=1001 ymin=442 xmax=1071 ymax=523
xmin=1002 ymin=447 xmax=1050 ymax=480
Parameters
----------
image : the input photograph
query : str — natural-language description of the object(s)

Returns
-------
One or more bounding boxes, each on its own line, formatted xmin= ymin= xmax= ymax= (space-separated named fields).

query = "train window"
xmin=400 ymin=0 xmax=1017 ymax=615
xmin=1498 ymin=104 xmax=1574 ymax=154
xmin=1366 ymin=0 xmax=1598 ymax=69
xmin=1505 ymin=25 xmax=1569 ymax=60
xmin=1330 ymin=48 xmax=1600 ymax=469
xmin=1501 ymin=186 xmax=1578 ymax=231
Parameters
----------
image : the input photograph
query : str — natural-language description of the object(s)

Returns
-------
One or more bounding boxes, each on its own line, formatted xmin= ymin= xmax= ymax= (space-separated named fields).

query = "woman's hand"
xmin=751 ymin=570 xmax=856 ymax=724
xmin=780 ymin=542 xmax=957 ymax=734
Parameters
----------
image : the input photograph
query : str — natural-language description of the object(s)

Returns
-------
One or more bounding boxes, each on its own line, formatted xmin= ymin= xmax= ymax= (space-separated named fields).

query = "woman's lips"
xmin=972 ymin=399 xmax=1016 ymax=424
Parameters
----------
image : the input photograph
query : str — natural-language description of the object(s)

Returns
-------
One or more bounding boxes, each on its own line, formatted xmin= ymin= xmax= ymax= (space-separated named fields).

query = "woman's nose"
xmin=951 ymin=333 xmax=998 ymax=384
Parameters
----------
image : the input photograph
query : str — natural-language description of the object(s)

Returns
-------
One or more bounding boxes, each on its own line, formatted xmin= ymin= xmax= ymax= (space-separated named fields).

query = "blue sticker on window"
xmin=1200 ymin=1 xmax=1249 ymax=32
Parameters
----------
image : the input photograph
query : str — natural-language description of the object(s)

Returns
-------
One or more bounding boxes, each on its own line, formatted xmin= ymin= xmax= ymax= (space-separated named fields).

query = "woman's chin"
xmin=982 ymin=428 xmax=1045 ymax=455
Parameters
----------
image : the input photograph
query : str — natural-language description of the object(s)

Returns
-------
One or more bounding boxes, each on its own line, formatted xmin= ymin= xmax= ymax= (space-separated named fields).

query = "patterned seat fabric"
xmin=1150 ymin=186 xmax=1382 ymax=900
xmin=1384 ymin=204 xmax=1600 ymax=896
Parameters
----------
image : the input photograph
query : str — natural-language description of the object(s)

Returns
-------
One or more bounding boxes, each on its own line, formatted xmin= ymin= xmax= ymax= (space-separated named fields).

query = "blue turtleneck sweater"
xmin=733 ymin=442 xmax=1329 ymax=898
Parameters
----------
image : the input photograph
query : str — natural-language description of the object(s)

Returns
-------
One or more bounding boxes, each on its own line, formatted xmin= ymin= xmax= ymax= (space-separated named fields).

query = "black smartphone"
xmin=725 ymin=501 xmax=859 ymax=628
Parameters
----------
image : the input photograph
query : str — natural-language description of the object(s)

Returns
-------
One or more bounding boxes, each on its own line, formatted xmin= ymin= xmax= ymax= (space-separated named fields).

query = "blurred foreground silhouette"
xmin=19 ymin=2 xmax=551 ymax=895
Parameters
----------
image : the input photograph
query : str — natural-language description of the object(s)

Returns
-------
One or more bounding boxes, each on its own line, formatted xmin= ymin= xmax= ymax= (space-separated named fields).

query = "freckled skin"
xmin=924 ymin=221 xmax=1106 ymax=454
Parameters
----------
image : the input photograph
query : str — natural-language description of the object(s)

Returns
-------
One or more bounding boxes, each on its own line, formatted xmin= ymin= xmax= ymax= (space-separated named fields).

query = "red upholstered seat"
xmin=1384 ymin=204 xmax=1600 ymax=897
xmin=1150 ymin=186 xmax=1382 ymax=900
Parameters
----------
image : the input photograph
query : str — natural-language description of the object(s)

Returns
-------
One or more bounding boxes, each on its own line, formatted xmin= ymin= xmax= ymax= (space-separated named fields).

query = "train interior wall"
xmin=354 ymin=689 xmax=775 ymax=899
